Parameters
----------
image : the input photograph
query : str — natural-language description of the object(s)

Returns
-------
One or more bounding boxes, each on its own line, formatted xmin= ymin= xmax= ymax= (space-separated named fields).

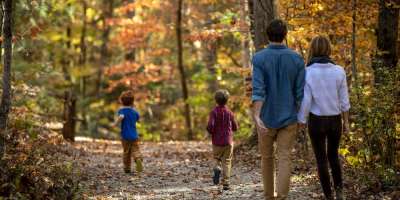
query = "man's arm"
xmin=253 ymin=101 xmax=267 ymax=131
xmin=295 ymin=58 xmax=306 ymax=108
xmin=251 ymin=55 xmax=267 ymax=132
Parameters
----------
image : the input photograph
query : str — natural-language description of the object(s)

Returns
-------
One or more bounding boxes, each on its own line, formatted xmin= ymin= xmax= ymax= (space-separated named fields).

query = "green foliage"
xmin=346 ymin=66 xmax=399 ymax=186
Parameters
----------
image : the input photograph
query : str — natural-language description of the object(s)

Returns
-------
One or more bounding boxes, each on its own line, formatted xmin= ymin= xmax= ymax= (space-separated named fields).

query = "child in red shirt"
xmin=207 ymin=90 xmax=238 ymax=190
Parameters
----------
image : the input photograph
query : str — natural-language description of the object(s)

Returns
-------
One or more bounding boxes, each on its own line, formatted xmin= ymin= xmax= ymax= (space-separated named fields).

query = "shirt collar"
xmin=267 ymin=44 xmax=287 ymax=49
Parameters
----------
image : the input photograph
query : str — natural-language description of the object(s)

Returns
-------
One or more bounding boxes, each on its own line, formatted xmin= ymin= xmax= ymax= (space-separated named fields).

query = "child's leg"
xmin=221 ymin=144 xmax=233 ymax=185
xmin=212 ymin=145 xmax=223 ymax=170
xmin=122 ymin=140 xmax=133 ymax=172
xmin=132 ymin=139 xmax=143 ymax=172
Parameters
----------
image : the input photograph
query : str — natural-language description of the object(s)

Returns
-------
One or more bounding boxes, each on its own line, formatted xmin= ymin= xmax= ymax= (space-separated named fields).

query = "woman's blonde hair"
xmin=307 ymin=35 xmax=332 ymax=63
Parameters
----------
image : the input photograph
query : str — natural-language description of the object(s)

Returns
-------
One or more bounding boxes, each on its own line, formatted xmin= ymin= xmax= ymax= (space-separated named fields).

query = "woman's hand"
xmin=343 ymin=121 xmax=350 ymax=134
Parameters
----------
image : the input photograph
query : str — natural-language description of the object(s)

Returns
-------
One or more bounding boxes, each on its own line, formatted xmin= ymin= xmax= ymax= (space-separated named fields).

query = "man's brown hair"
xmin=119 ymin=90 xmax=135 ymax=106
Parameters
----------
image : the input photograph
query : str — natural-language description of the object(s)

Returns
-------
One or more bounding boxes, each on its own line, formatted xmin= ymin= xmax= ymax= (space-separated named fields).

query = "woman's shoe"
xmin=335 ymin=188 xmax=344 ymax=200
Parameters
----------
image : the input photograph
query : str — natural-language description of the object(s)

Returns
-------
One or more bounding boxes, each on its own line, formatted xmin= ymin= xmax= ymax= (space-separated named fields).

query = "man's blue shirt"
xmin=118 ymin=107 xmax=140 ymax=140
xmin=252 ymin=44 xmax=305 ymax=129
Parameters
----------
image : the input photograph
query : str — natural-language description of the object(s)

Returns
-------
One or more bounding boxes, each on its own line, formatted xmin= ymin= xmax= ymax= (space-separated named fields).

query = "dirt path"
xmin=74 ymin=137 xmax=323 ymax=200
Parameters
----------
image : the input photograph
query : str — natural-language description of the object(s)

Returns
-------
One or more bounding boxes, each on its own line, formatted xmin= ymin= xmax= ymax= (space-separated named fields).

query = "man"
xmin=252 ymin=19 xmax=305 ymax=200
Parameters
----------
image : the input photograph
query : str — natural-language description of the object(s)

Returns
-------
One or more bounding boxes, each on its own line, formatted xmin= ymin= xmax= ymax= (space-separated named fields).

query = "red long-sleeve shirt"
xmin=207 ymin=105 xmax=238 ymax=146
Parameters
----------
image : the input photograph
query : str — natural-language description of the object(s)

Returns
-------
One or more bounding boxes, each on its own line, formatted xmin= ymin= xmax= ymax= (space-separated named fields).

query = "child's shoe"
xmin=135 ymin=159 xmax=143 ymax=173
xmin=223 ymin=184 xmax=230 ymax=190
xmin=213 ymin=167 xmax=221 ymax=185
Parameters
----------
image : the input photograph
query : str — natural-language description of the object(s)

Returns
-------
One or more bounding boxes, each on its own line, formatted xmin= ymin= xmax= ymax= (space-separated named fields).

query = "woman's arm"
xmin=339 ymin=70 xmax=351 ymax=133
xmin=298 ymin=82 xmax=312 ymax=124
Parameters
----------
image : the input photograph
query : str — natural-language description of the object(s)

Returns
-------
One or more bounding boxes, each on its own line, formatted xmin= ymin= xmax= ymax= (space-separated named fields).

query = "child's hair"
xmin=307 ymin=35 xmax=332 ymax=63
xmin=214 ymin=89 xmax=230 ymax=106
xmin=119 ymin=90 xmax=135 ymax=106
xmin=266 ymin=19 xmax=288 ymax=43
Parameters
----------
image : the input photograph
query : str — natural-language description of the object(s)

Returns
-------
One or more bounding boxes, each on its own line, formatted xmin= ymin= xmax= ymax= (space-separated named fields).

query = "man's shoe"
xmin=223 ymin=184 xmax=230 ymax=190
xmin=213 ymin=168 xmax=221 ymax=185
xmin=124 ymin=169 xmax=131 ymax=174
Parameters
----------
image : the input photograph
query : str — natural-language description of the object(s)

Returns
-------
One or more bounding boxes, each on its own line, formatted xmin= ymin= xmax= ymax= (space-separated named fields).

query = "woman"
xmin=298 ymin=36 xmax=350 ymax=200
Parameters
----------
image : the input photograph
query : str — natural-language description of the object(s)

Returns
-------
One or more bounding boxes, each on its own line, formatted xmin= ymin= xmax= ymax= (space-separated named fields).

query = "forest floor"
xmin=73 ymin=137 xmax=393 ymax=200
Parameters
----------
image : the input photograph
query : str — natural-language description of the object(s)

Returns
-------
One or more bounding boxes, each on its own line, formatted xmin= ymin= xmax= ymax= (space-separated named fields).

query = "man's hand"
xmin=254 ymin=116 xmax=268 ymax=133
xmin=253 ymin=101 xmax=268 ymax=133
xmin=298 ymin=123 xmax=306 ymax=132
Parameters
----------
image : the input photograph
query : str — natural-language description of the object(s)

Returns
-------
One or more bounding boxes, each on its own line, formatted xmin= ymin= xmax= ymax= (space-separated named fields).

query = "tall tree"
xmin=252 ymin=0 xmax=277 ymax=51
xmin=61 ymin=4 xmax=76 ymax=142
xmin=96 ymin=0 xmax=114 ymax=96
xmin=176 ymin=0 xmax=193 ymax=140
xmin=371 ymin=0 xmax=399 ymax=166
xmin=373 ymin=0 xmax=399 ymax=77
xmin=0 ymin=0 xmax=12 ymax=156
xmin=247 ymin=0 xmax=277 ymax=146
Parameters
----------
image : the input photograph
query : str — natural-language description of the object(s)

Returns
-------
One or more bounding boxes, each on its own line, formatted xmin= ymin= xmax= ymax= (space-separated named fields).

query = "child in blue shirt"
xmin=114 ymin=90 xmax=143 ymax=174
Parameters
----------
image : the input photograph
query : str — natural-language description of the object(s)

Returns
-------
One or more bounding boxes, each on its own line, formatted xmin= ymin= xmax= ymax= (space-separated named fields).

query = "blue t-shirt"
xmin=117 ymin=107 xmax=140 ymax=140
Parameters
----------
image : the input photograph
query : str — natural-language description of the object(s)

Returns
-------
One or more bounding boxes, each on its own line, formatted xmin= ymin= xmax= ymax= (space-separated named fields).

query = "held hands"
xmin=297 ymin=123 xmax=307 ymax=133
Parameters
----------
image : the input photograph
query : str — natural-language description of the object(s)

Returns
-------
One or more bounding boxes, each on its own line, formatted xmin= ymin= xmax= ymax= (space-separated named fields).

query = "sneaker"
xmin=213 ymin=168 xmax=221 ymax=185
xmin=124 ymin=169 xmax=131 ymax=174
xmin=223 ymin=184 xmax=230 ymax=190
xmin=135 ymin=159 xmax=143 ymax=173
xmin=335 ymin=187 xmax=344 ymax=200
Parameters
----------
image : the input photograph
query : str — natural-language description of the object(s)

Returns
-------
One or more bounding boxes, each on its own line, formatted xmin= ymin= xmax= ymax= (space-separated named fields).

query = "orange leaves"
xmin=186 ymin=29 xmax=222 ymax=42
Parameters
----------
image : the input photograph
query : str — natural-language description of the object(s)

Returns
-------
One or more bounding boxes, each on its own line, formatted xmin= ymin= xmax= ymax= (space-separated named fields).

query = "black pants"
xmin=309 ymin=113 xmax=343 ymax=198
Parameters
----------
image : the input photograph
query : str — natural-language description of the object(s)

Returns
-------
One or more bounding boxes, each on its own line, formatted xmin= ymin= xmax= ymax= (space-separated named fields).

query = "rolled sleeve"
xmin=251 ymin=55 xmax=266 ymax=102
xmin=339 ymin=73 xmax=351 ymax=112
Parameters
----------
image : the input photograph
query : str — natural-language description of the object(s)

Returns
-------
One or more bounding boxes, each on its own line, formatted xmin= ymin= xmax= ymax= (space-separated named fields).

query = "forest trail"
xmin=75 ymin=137 xmax=322 ymax=200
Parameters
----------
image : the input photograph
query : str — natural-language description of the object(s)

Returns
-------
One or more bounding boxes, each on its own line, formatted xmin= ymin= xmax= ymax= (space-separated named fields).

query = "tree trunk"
xmin=246 ymin=0 xmax=277 ymax=146
xmin=373 ymin=0 xmax=399 ymax=77
xmin=79 ymin=0 xmax=88 ymax=97
xmin=253 ymin=0 xmax=277 ymax=51
xmin=79 ymin=0 xmax=88 ymax=131
xmin=96 ymin=0 xmax=114 ymax=96
xmin=124 ymin=0 xmax=136 ymax=61
xmin=247 ymin=0 xmax=277 ymax=146
xmin=204 ymin=39 xmax=218 ymax=92
xmin=0 ymin=0 xmax=11 ymax=158
xmin=176 ymin=0 xmax=193 ymax=140
xmin=62 ymin=91 xmax=77 ymax=142
xmin=372 ymin=0 xmax=399 ymax=167
xmin=241 ymin=0 xmax=251 ymax=68
xmin=61 ymin=8 xmax=77 ymax=142
xmin=351 ymin=0 xmax=358 ymax=83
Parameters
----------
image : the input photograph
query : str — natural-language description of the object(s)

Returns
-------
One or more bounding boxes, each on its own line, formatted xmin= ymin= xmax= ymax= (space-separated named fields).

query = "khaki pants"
xmin=258 ymin=123 xmax=297 ymax=200
xmin=212 ymin=144 xmax=233 ymax=185
xmin=122 ymin=139 xmax=142 ymax=172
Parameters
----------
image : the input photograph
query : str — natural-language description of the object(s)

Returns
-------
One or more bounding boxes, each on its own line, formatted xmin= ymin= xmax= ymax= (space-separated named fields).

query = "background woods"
xmin=0 ymin=0 xmax=399 ymax=198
